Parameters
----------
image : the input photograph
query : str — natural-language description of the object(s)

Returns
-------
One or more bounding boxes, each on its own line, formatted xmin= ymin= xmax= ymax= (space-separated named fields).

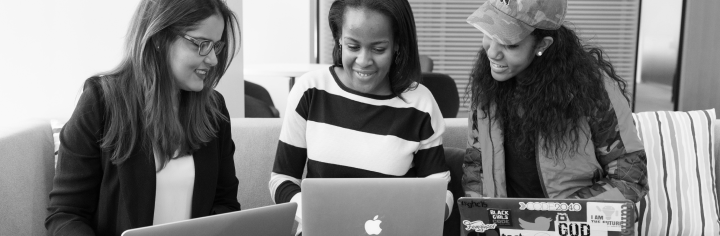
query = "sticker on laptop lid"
xmin=462 ymin=219 xmax=497 ymax=233
xmin=554 ymin=213 xmax=609 ymax=236
xmin=519 ymin=201 xmax=582 ymax=212
xmin=459 ymin=199 xmax=488 ymax=209
xmin=519 ymin=216 xmax=552 ymax=231
xmin=586 ymin=202 xmax=624 ymax=232
xmin=488 ymin=208 xmax=513 ymax=226
xmin=500 ymin=228 xmax=559 ymax=236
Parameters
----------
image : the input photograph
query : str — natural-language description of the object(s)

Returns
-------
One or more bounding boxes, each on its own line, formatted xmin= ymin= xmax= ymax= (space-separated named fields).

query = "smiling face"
xmin=168 ymin=14 xmax=224 ymax=92
xmin=336 ymin=8 xmax=395 ymax=95
xmin=482 ymin=34 xmax=538 ymax=82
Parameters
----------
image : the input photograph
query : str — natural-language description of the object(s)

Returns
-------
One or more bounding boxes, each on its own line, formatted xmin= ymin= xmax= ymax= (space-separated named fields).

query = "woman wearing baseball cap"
xmin=462 ymin=0 xmax=649 ymax=203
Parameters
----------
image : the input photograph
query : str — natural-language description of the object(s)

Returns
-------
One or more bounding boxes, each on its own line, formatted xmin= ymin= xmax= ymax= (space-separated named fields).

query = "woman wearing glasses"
xmin=46 ymin=0 xmax=240 ymax=235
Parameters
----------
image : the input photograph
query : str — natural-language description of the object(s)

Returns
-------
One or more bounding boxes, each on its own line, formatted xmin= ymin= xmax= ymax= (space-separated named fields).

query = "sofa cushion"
xmin=442 ymin=118 xmax=467 ymax=149
xmin=632 ymin=109 xmax=719 ymax=235
xmin=231 ymin=118 xmax=283 ymax=210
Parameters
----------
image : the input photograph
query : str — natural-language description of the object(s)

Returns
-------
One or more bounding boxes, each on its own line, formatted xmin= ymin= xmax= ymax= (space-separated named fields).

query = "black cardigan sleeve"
xmin=210 ymin=92 xmax=240 ymax=214
xmin=46 ymin=78 xmax=104 ymax=236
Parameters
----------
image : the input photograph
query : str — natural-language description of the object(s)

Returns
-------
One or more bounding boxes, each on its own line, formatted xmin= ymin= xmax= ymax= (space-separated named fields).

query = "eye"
xmin=506 ymin=44 xmax=519 ymax=49
xmin=373 ymin=48 xmax=386 ymax=53
xmin=346 ymin=44 xmax=360 ymax=51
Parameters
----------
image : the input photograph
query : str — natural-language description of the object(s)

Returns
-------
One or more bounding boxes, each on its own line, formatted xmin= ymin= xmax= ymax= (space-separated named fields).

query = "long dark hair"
xmin=98 ymin=0 xmax=240 ymax=169
xmin=328 ymin=0 xmax=421 ymax=97
xmin=468 ymin=25 xmax=629 ymax=158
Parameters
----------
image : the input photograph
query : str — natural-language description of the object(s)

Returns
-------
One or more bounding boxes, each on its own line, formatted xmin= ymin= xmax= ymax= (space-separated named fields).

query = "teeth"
xmin=490 ymin=62 xmax=507 ymax=69
xmin=196 ymin=70 xmax=207 ymax=75
xmin=356 ymin=72 xmax=373 ymax=77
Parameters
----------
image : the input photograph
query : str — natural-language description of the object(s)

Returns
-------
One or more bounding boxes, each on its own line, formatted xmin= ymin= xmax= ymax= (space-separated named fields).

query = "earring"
xmin=537 ymin=51 xmax=543 ymax=56
xmin=395 ymin=51 xmax=401 ymax=64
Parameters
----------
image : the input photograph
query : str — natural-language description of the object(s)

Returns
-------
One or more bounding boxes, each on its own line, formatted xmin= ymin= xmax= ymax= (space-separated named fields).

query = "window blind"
xmin=317 ymin=0 xmax=640 ymax=115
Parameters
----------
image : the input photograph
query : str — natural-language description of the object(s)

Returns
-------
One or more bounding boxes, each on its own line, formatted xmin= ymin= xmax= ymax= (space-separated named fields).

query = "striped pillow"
xmin=632 ymin=109 xmax=719 ymax=235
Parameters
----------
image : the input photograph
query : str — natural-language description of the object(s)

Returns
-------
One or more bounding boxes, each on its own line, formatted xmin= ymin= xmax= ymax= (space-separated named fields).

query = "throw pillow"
xmin=632 ymin=109 xmax=719 ymax=235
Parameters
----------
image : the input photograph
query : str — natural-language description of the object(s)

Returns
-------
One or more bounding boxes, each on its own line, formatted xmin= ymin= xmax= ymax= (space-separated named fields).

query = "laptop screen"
xmin=457 ymin=197 xmax=635 ymax=236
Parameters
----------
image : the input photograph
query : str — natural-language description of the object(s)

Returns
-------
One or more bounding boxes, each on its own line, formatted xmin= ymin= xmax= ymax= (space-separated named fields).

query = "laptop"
xmin=121 ymin=202 xmax=297 ymax=236
xmin=302 ymin=178 xmax=447 ymax=236
xmin=457 ymin=197 xmax=636 ymax=236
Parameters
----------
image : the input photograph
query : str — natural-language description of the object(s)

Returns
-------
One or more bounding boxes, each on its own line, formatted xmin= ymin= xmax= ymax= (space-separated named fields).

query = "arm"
xmin=45 ymin=79 xmax=104 ymax=236
xmin=413 ymin=94 xmax=453 ymax=220
xmin=211 ymin=93 xmax=240 ymax=214
xmin=567 ymin=80 xmax=649 ymax=203
xmin=269 ymin=77 xmax=311 ymax=223
xmin=462 ymin=108 xmax=484 ymax=197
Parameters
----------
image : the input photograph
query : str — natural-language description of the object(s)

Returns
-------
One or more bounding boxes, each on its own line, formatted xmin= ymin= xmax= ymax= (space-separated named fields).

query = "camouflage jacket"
xmin=462 ymin=78 xmax=649 ymax=203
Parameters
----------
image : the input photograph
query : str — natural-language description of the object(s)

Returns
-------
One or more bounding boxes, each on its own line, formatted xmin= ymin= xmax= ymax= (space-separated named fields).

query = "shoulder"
xmin=61 ymin=76 xmax=109 ymax=142
xmin=294 ymin=66 xmax=335 ymax=89
xmin=73 ymin=76 xmax=107 ymax=117
xmin=210 ymin=90 xmax=231 ymax=120
xmin=400 ymin=83 xmax=439 ymax=113
xmin=405 ymin=82 xmax=432 ymax=97
xmin=82 ymin=76 xmax=105 ymax=101
xmin=288 ymin=66 xmax=337 ymax=100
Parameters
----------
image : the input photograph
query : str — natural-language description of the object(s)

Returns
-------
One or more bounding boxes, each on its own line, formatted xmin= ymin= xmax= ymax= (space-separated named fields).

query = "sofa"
xmin=2 ymin=116 xmax=719 ymax=235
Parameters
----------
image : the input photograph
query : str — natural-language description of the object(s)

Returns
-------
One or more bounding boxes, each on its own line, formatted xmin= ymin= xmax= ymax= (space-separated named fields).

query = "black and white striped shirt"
xmin=269 ymin=66 xmax=452 ymax=208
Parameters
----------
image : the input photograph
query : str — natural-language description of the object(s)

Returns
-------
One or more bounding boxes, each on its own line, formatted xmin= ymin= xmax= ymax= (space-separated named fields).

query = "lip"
xmin=195 ymin=69 xmax=208 ymax=79
xmin=489 ymin=61 xmax=508 ymax=73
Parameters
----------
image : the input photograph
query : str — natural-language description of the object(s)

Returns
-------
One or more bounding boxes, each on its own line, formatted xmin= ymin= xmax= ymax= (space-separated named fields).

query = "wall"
xmin=242 ymin=0 xmax=312 ymax=117
xmin=218 ymin=0 xmax=245 ymax=118
xmin=0 ymin=1 xmax=140 ymax=121
xmin=678 ymin=0 xmax=720 ymax=116
xmin=0 ymin=0 xmax=244 ymax=121
xmin=636 ymin=0 xmax=682 ymax=85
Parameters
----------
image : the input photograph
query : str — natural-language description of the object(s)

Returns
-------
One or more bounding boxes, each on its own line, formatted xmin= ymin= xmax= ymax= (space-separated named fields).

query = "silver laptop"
xmin=302 ymin=178 xmax=447 ymax=235
xmin=121 ymin=202 xmax=297 ymax=236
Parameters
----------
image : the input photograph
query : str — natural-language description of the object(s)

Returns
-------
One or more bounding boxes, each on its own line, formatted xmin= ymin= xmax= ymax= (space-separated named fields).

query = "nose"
xmin=204 ymin=49 xmax=219 ymax=67
xmin=483 ymin=37 xmax=503 ymax=60
xmin=355 ymin=48 xmax=373 ymax=67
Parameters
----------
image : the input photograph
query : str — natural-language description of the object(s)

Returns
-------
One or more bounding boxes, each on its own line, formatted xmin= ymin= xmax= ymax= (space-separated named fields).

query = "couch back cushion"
xmin=443 ymin=118 xmax=467 ymax=149
xmin=632 ymin=109 xmax=719 ymax=235
xmin=0 ymin=120 xmax=55 ymax=236
xmin=231 ymin=118 xmax=283 ymax=210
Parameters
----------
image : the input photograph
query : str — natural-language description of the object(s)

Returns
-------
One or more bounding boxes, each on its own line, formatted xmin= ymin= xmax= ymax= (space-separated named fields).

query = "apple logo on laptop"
xmin=365 ymin=215 xmax=382 ymax=235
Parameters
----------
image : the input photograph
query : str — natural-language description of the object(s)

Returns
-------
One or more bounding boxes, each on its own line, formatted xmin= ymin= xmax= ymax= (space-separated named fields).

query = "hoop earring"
xmin=395 ymin=51 xmax=401 ymax=64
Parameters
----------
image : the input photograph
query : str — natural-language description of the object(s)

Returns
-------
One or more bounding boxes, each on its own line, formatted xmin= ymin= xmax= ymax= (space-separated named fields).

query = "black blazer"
xmin=46 ymin=77 xmax=240 ymax=236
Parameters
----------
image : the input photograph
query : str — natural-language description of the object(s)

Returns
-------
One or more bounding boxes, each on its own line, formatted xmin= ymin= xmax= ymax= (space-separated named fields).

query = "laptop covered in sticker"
xmin=457 ymin=197 xmax=635 ymax=236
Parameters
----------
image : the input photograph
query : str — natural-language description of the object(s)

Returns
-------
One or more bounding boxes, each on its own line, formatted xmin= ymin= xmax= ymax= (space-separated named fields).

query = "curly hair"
xmin=468 ymin=25 xmax=630 ymax=158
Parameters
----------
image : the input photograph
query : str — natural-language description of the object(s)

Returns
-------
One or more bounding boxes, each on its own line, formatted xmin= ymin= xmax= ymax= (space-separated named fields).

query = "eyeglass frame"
xmin=177 ymin=33 xmax=225 ymax=56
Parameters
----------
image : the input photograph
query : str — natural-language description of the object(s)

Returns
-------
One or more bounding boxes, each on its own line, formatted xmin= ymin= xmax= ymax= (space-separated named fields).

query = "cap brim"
xmin=466 ymin=2 xmax=535 ymax=45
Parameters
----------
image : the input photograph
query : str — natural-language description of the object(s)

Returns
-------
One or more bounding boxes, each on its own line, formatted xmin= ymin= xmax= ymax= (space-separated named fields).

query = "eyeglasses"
xmin=179 ymin=34 xmax=225 ymax=56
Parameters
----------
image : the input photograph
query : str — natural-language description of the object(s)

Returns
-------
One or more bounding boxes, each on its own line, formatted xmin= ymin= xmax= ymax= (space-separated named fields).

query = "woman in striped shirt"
xmin=269 ymin=0 xmax=454 ymax=234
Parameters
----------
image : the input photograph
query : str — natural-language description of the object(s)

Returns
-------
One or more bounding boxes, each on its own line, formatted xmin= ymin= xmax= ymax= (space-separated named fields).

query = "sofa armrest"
xmin=0 ymin=120 xmax=55 ymax=236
